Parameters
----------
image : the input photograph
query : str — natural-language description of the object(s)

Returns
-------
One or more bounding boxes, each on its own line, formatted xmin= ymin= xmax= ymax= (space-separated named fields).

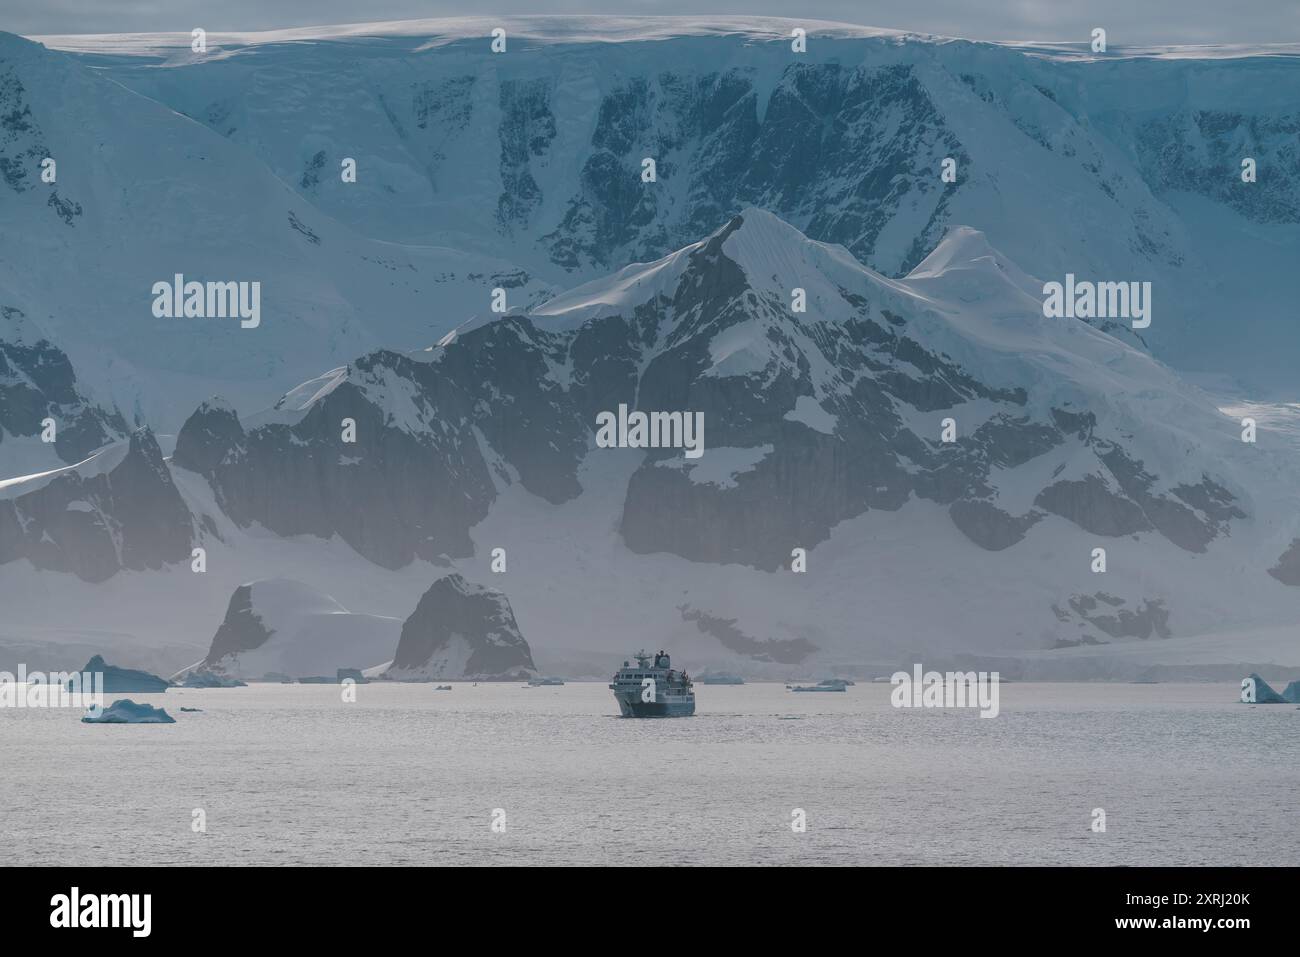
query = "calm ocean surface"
xmin=3 ymin=681 xmax=1296 ymax=866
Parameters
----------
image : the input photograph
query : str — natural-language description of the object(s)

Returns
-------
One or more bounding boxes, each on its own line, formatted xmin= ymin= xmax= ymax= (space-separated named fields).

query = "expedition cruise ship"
xmin=610 ymin=651 xmax=696 ymax=717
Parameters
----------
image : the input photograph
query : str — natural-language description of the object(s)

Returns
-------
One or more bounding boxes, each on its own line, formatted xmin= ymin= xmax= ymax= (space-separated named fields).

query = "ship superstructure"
xmin=609 ymin=650 xmax=696 ymax=717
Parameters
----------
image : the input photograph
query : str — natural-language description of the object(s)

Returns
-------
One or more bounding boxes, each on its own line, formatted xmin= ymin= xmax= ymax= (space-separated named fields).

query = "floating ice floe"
xmin=82 ymin=699 xmax=176 ymax=724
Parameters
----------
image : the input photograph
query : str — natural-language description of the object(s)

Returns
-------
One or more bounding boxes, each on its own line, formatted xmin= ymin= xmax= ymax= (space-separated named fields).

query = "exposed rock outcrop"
xmin=385 ymin=574 xmax=536 ymax=680
xmin=0 ymin=427 xmax=194 ymax=582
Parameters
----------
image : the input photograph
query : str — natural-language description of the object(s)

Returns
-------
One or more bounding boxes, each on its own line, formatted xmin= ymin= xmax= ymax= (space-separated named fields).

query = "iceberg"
xmin=181 ymin=672 xmax=247 ymax=688
xmin=1240 ymin=673 xmax=1288 ymax=704
xmin=1281 ymin=680 xmax=1300 ymax=704
xmin=69 ymin=655 xmax=170 ymax=693
xmin=82 ymin=699 xmax=175 ymax=724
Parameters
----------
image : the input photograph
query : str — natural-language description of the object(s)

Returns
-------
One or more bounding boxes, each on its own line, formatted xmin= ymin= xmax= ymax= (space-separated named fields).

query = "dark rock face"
xmin=1035 ymin=475 xmax=1151 ymax=538
xmin=1096 ymin=447 xmax=1243 ymax=553
xmin=0 ymin=313 xmax=193 ymax=584
xmin=1267 ymin=538 xmax=1300 ymax=586
xmin=948 ymin=500 xmax=1042 ymax=552
xmin=176 ymin=361 xmax=517 ymax=568
xmin=71 ymin=654 xmax=171 ymax=692
xmin=1052 ymin=593 xmax=1172 ymax=643
xmin=0 ymin=61 xmax=81 ymax=223
xmin=497 ymin=78 xmax=557 ymax=231
xmin=172 ymin=212 xmax=1245 ymax=580
xmin=413 ymin=76 xmax=476 ymax=134
xmin=1032 ymin=441 xmax=1243 ymax=553
xmin=172 ymin=398 xmax=245 ymax=479
xmin=1134 ymin=110 xmax=1300 ymax=226
xmin=680 ymin=606 xmax=817 ymax=664
xmin=388 ymin=574 xmax=535 ymax=679
xmin=0 ymin=428 xmax=194 ymax=582
xmin=0 ymin=65 xmax=41 ymax=192
xmin=299 ymin=149 xmax=326 ymax=191
xmin=0 ymin=305 xmax=127 ymax=464
xmin=543 ymin=63 xmax=965 ymax=275
xmin=203 ymin=584 xmax=272 ymax=664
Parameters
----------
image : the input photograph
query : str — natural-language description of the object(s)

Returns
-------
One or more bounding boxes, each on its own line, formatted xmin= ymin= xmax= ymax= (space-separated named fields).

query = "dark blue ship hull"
xmin=614 ymin=693 xmax=695 ymax=717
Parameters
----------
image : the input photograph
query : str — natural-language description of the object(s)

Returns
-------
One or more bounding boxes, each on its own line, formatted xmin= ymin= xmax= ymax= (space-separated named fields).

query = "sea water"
xmin=1 ymin=682 xmax=1296 ymax=866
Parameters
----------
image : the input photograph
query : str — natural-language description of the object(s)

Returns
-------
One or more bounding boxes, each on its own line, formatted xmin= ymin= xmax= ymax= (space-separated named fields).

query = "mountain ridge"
xmin=10 ymin=20 xmax=1299 ymax=399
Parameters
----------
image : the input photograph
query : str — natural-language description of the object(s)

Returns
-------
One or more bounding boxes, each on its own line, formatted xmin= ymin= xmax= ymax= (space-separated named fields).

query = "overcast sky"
xmin=8 ymin=0 xmax=1298 ymax=45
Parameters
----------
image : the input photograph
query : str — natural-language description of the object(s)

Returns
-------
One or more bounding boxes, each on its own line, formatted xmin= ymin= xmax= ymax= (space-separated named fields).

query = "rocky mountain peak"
xmin=387 ymin=573 xmax=536 ymax=680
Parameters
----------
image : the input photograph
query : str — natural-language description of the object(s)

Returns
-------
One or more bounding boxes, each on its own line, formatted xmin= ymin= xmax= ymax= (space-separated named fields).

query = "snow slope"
xmin=183 ymin=577 xmax=402 ymax=679
xmin=0 ymin=30 xmax=554 ymax=433
xmin=18 ymin=16 xmax=1299 ymax=396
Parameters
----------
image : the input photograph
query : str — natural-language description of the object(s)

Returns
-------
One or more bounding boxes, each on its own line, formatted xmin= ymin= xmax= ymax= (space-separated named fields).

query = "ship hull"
xmin=614 ymin=693 xmax=695 ymax=718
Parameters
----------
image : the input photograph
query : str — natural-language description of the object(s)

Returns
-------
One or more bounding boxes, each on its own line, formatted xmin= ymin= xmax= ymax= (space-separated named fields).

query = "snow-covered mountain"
xmin=4 ymin=18 xmax=1300 ymax=678
xmin=175 ymin=209 xmax=1263 ymax=572
xmin=28 ymin=16 xmax=1300 ymax=397
xmin=6 ymin=207 xmax=1298 ymax=676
